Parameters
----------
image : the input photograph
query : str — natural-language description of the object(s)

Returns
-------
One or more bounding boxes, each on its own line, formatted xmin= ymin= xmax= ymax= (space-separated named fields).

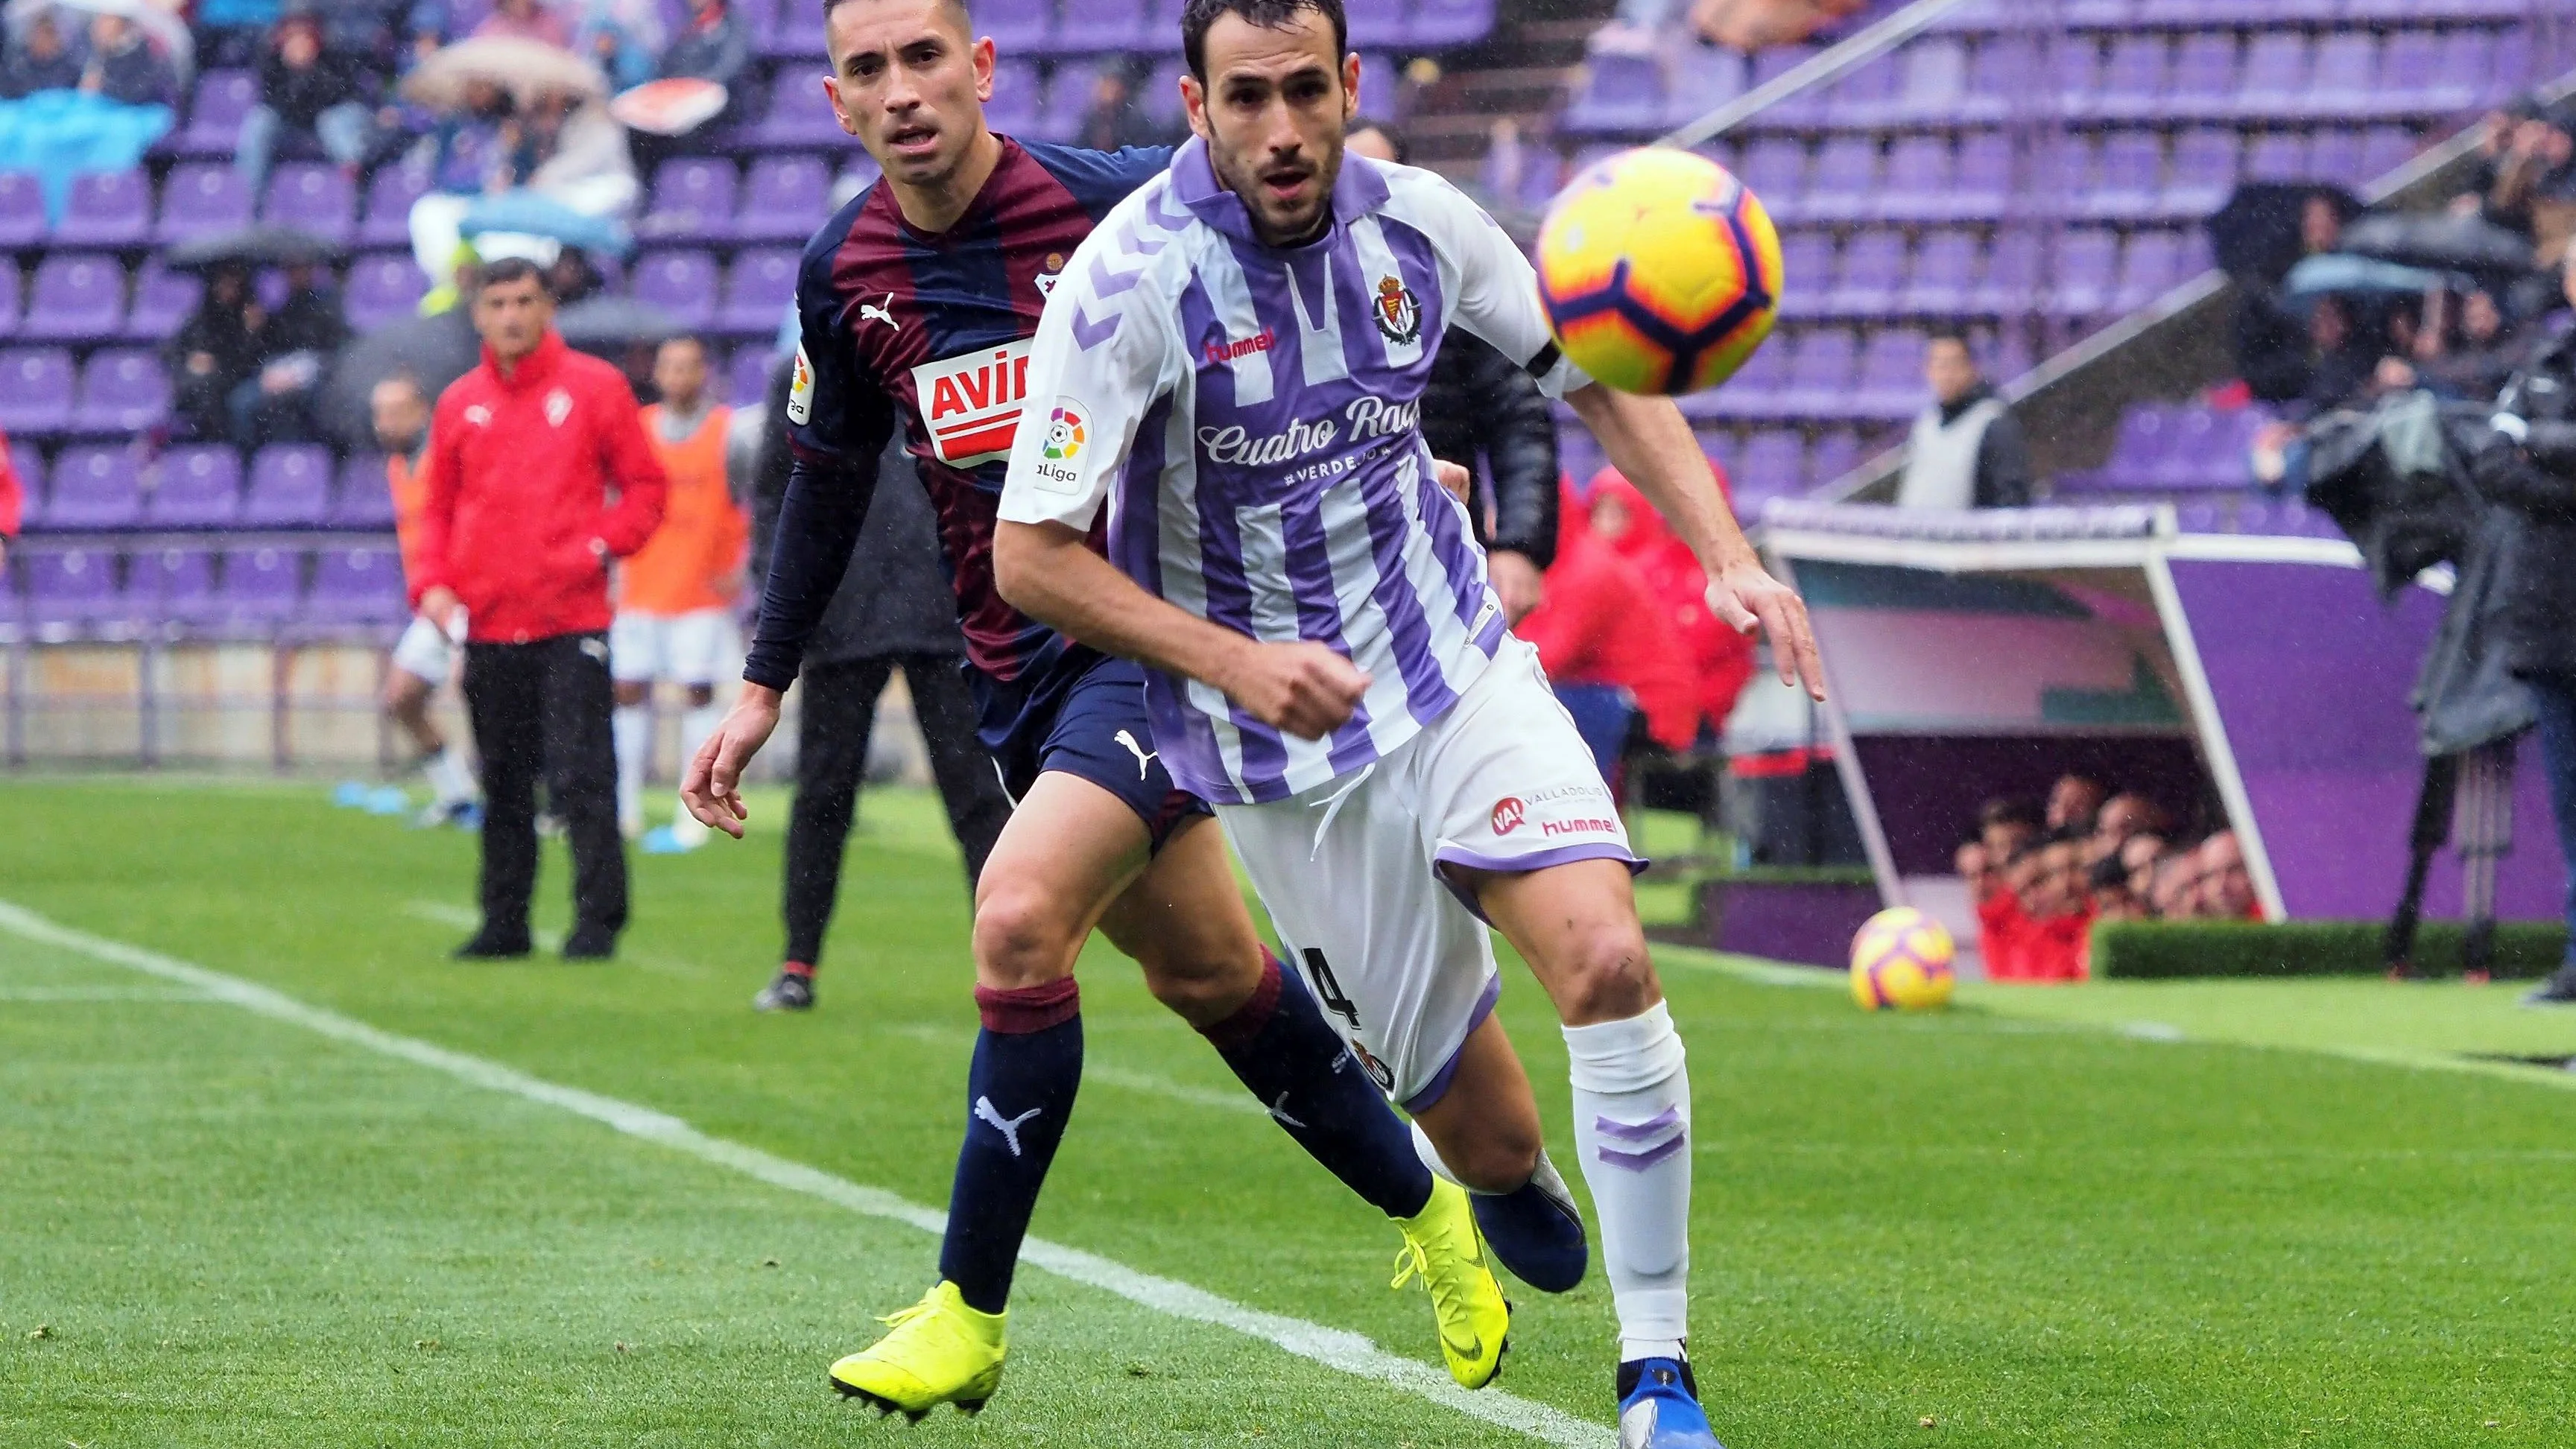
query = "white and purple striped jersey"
xmin=998 ymin=138 xmax=1588 ymax=806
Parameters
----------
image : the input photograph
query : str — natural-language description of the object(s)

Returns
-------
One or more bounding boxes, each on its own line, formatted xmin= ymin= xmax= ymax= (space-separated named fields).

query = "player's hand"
xmin=418 ymin=586 xmax=463 ymax=637
xmin=1487 ymin=549 xmax=1544 ymax=624
xmin=1223 ymin=641 xmax=1370 ymax=741
xmin=1706 ymin=557 xmax=1826 ymax=702
xmin=1433 ymin=459 xmax=1472 ymax=505
xmin=681 ymin=685 xmax=782 ymax=838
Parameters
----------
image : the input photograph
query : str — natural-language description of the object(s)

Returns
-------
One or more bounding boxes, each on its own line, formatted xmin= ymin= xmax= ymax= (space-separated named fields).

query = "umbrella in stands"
xmin=400 ymin=35 xmax=606 ymax=109
xmin=165 ymin=224 xmax=342 ymax=271
xmin=316 ymin=311 xmax=481 ymax=450
xmin=609 ymin=77 xmax=728 ymax=136
xmin=3 ymin=0 xmax=192 ymax=77
xmin=2207 ymin=182 xmax=2361 ymax=285
xmin=554 ymin=295 xmax=678 ymax=352
xmin=2340 ymin=212 xmax=2537 ymax=279
xmin=2283 ymin=253 xmax=2455 ymax=312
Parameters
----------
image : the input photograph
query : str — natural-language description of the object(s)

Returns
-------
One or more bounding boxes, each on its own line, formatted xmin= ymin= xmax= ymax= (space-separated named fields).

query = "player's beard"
xmin=1210 ymin=132 xmax=1343 ymax=249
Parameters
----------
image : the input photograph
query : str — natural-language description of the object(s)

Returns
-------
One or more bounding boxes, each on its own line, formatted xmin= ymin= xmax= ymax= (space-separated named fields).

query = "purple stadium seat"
xmin=242 ymin=445 xmax=333 ymax=527
xmin=1773 ymin=233 xmax=1834 ymax=320
xmin=1735 ymin=139 xmax=1806 ymax=221
xmin=1056 ymin=0 xmax=1153 ymax=52
xmin=2242 ymin=131 xmax=2307 ymax=183
xmin=1957 ymin=34 xmax=2034 ymax=125
xmin=154 ymin=163 xmax=254 ymax=247
xmin=2356 ymin=126 xmax=2417 ymax=184
xmin=1931 ymin=132 xmax=2010 ymax=223
xmin=1818 ymin=51 xmax=1900 ymax=127
xmin=330 ymin=454 xmax=396 ymax=528
xmin=632 ymin=250 xmax=719 ymax=330
xmin=1901 ymin=230 xmax=1980 ymax=314
xmin=68 ymin=349 xmax=171 ymax=434
xmin=1800 ymin=136 xmax=1878 ymax=224
xmin=1663 ymin=45 xmax=1749 ymax=128
xmin=358 ymin=164 xmax=432 ymax=248
xmin=1852 ymin=329 xmax=1922 ymax=419
xmin=1408 ymin=0 xmax=1494 ymax=48
xmin=725 ymin=346 xmax=778 ymax=404
xmin=1698 ymin=338 xmax=1786 ymax=417
xmin=2114 ymin=229 xmax=2185 ymax=311
xmin=0 ymin=349 xmax=75 ymax=436
xmin=308 ymin=546 xmax=408 ymax=625
xmin=1808 ymin=430 xmax=1861 ymax=487
xmin=1971 ymin=229 xmax=2041 ymax=315
xmin=1870 ymin=37 xmax=1968 ymax=125
xmin=2235 ymin=33 xmax=2309 ymax=119
xmin=177 ymin=70 xmax=259 ymax=157
xmin=2147 ymin=406 xmax=2224 ymax=489
xmin=123 ymin=261 xmax=200 ymax=342
xmin=7 ymin=440 xmax=43 ymax=518
xmin=2389 ymin=29 xmax=2484 ymax=115
xmin=263 ymin=163 xmax=356 ymax=244
xmin=1345 ymin=0 xmax=1408 ymax=50
xmin=1873 ymin=135 xmax=1952 ymax=222
xmin=2089 ymin=132 xmax=2163 ymax=221
xmin=145 ymin=446 xmax=243 ymax=527
xmin=1779 ymin=330 xmax=1859 ymax=419
xmin=136 ymin=547 xmax=216 ymax=626
xmin=24 ymin=550 xmax=127 ymax=631
xmin=2088 ymin=34 xmax=2167 ymax=122
xmin=734 ymin=154 xmax=832 ymax=243
xmin=1564 ymin=53 xmax=1665 ymax=137
xmin=747 ymin=79 xmax=851 ymax=150
xmin=2048 ymin=36 xmax=2103 ymax=115
xmin=42 ymin=446 xmax=142 ymax=527
xmin=755 ymin=0 xmax=823 ymax=60
xmin=2308 ymin=127 xmax=2365 ymax=187
xmin=19 ymin=254 xmax=127 ymax=343
xmin=1831 ymin=232 xmax=1907 ymax=317
xmin=982 ymin=57 xmax=1045 ymax=138
xmin=2306 ymin=33 xmax=2379 ymax=115
xmin=2050 ymin=229 xmax=2120 ymax=317
xmin=1136 ymin=56 xmax=1189 ymax=132
xmin=0 ymin=264 xmax=16 ymax=338
xmin=344 ymin=253 xmax=427 ymax=332
xmin=213 ymin=548 xmax=304 ymax=628
xmin=1735 ymin=431 xmax=1805 ymax=499
xmin=718 ymin=247 xmax=800 ymax=337
xmin=2166 ymin=32 xmax=2236 ymax=121
xmin=976 ymin=0 xmax=1054 ymax=50
xmin=52 ymin=169 xmax=151 ymax=248
xmin=0 ymin=170 xmax=42 ymax=249
xmin=1034 ymin=58 xmax=1113 ymax=142
xmin=640 ymin=156 xmax=737 ymax=240
xmin=2164 ymin=127 xmax=2239 ymax=217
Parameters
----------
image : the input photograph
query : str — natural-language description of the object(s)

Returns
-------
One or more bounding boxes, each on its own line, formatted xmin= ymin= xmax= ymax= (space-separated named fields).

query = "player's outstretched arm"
xmin=1566 ymin=381 xmax=1826 ymax=700
xmin=993 ymin=519 xmax=1370 ymax=741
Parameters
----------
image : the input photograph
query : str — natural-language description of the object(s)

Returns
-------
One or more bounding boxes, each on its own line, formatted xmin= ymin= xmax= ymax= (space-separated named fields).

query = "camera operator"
xmin=2476 ymin=249 xmax=2576 ymax=1004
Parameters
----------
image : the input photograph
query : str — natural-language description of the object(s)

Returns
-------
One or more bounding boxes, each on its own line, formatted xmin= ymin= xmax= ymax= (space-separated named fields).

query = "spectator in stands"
xmin=412 ymin=257 xmax=667 ymax=962
xmin=1522 ymin=480 xmax=1703 ymax=759
xmin=658 ymin=0 xmax=747 ymax=93
xmin=545 ymin=247 xmax=604 ymax=306
xmin=2472 ymin=250 xmax=2576 ymax=1005
xmin=2016 ymin=837 xmax=2094 ymax=981
xmin=240 ymin=11 xmax=374 ymax=194
xmin=2045 ymin=771 xmax=2107 ymax=834
xmin=1586 ymin=470 xmax=1756 ymax=739
xmin=168 ymin=265 xmax=265 ymax=442
xmin=2296 ymin=295 xmax=2379 ymax=413
xmin=373 ymin=371 xmax=484 ymax=828
xmin=2416 ymin=290 xmax=2520 ymax=404
xmin=231 ymin=261 xmax=351 ymax=446
xmin=1349 ymin=121 xmax=1560 ymax=626
xmin=402 ymin=0 xmax=449 ymax=70
xmin=0 ymin=423 xmax=20 ymax=573
xmin=0 ymin=11 xmax=82 ymax=98
xmin=522 ymin=88 xmax=639 ymax=219
xmin=2459 ymin=97 xmax=2575 ymax=244
xmin=575 ymin=0 xmax=662 ymax=90
xmin=1967 ymin=799 xmax=2040 ymax=977
xmin=1893 ymin=330 xmax=2034 ymax=510
xmin=473 ymin=0 xmax=570 ymax=48
xmin=80 ymin=13 xmax=174 ymax=107
xmin=1075 ymin=60 xmax=1165 ymax=153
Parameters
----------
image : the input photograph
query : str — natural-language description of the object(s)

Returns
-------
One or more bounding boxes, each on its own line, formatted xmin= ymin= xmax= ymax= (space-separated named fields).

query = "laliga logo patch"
xmin=1028 ymin=398 xmax=1089 ymax=495
xmin=786 ymin=345 xmax=814 ymax=425
xmin=1373 ymin=274 xmax=1421 ymax=346
xmin=1041 ymin=405 xmax=1087 ymax=461
xmin=543 ymin=389 xmax=572 ymax=428
xmin=1490 ymin=796 xmax=1526 ymax=836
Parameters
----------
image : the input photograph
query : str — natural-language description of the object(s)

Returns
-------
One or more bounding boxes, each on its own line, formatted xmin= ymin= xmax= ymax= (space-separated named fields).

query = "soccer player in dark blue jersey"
xmin=678 ymin=0 xmax=1579 ymax=1415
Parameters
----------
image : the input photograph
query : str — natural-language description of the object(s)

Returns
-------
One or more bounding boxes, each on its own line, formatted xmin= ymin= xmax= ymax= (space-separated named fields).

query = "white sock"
xmin=668 ymin=701 xmax=725 ymax=840
xmin=1565 ymin=1001 xmax=1692 ymax=1363
xmin=422 ymin=746 xmax=478 ymax=806
xmin=613 ymin=703 xmax=651 ymax=832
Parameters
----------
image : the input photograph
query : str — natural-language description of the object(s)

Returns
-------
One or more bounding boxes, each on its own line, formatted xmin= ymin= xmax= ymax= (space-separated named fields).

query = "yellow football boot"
xmin=1391 ymin=1178 xmax=1513 ymax=1389
xmin=828 ymin=1281 xmax=1007 ymax=1420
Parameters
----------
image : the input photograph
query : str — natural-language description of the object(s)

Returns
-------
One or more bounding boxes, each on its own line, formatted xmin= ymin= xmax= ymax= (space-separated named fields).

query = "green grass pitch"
xmin=4 ymin=776 xmax=2575 ymax=1446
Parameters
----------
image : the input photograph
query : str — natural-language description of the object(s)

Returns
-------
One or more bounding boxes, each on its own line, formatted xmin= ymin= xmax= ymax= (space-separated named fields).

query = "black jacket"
xmin=1418 ymin=333 xmax=1560 ymax=568
xmin=1945 ymin=383 xmax=2036 ymax=509
xmin=2481 ymin=326 xmax=2576 ymax=679
xmin=259 ymin=50 xmax=366 ymax=131
xmin=750 ymin=358 xmax=966 ymax=666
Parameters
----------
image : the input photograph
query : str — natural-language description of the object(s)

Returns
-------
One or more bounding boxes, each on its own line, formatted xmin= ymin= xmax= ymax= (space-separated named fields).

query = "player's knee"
xmin=1449 ymin=1123 xmax=1543 ymax=1196
xmin=1553 ymin=920 xmax=1656 ymax=1024
xmin=970 ymin=883 xmax=1082 ymax=989
xmin=1136 ymin=949 xmax=1252 ymax=1025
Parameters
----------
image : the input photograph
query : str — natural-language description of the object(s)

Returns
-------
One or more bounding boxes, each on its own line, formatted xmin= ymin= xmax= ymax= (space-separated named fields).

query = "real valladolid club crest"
xmin=1373 ymin=274 xmax=1421 ymax=345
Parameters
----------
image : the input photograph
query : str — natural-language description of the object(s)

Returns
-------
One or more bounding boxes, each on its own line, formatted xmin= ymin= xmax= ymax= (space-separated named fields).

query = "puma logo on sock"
xmin=975 ymin=1096 xmax=1042 ymax=1157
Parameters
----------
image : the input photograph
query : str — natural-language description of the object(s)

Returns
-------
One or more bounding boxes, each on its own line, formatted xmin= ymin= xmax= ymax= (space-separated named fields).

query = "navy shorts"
xmin=990 ymin=656 xmax=1211 ymax=854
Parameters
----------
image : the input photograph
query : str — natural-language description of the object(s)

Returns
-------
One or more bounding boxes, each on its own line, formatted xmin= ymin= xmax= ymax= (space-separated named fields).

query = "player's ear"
xmin=1180 ymin=72 xmax=1210 ymax=143
xmin=821 ymin=74 xmax=861 ymax=140
xmin=972 ymin=34 xmax=995 ymax=102
xmin=1342 ymin=51 xmax=1361 ymax=120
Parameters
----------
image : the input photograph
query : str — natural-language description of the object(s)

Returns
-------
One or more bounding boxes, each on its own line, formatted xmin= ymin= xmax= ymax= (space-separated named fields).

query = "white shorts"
xmin=390 ymin=615 xmax=456 ymax=685
xmin=1215 ymin=637 xmax=1641 ymax=1112
xmin=610 ymin=608 xmax=740 ymax=687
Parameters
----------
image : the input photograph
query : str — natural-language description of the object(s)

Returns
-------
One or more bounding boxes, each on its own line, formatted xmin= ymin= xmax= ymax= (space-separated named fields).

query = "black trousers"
xmin=785 ymin=653 xmax=1010 ymax=967
xmin=463 ymin=633 xmax=628 ymax=939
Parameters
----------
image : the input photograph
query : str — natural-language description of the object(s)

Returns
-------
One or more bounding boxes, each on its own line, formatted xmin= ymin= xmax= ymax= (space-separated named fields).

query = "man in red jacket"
xmin=411 ymin=259 xmax=669 ymax=960
xmin=0 ymin=428 xmax=22 ymax=574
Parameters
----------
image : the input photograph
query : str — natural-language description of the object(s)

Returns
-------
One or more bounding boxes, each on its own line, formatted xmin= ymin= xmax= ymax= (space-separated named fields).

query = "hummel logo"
xmin=973 ymin=1095 xmax=1041 ymax=1157
xmin=858 ymin=293 xmax=900 ymax=330
xmin=1113 ymin=729 xmax=1155 ymax=780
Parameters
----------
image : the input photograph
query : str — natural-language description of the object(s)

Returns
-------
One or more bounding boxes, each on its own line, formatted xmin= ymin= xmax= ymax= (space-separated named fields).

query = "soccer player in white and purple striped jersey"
xmin=993 ymin=2 xmax=1824 ymax=1442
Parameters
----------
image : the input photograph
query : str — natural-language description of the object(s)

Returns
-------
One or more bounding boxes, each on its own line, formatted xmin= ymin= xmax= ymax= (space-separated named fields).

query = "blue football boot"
xmin=1618 ymin=1357 xmax=1723 ymax=1449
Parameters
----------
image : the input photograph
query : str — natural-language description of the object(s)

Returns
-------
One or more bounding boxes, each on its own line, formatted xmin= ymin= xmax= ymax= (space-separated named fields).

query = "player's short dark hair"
xmin=1925 ymin=326 xmax=1974 ymax=353
xmin=1352 ymin=115 xmax=1407 ymax=163
xmin=475 ymin=256 xmax=553 ymax=297
xmin=1180 ymin=0 xmax=1346 ymax=80
xmin=1978 ymin=796 xmax=2044 ymax=832
xmin=820 ymin=0 xmax=971 ymax=29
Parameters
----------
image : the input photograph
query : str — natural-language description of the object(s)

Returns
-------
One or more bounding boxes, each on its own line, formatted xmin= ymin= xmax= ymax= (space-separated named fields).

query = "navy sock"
xmin=938 ymin=977 xmax=1082 ymax=1315
xmin=1200 ymin=948 xmax=1434 ymax=1220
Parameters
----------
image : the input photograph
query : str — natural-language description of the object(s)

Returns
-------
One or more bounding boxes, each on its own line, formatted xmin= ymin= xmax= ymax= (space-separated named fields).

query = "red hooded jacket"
xmin=1520 ymin=481 xmax=1703 ymax=752
xmin=1587 ymin=469 xmax=1759 ymax=738
xmin=411 ymin=331 xmax=668 ymax=644
xmin=0 ymin=428 xmax=22 ymax=539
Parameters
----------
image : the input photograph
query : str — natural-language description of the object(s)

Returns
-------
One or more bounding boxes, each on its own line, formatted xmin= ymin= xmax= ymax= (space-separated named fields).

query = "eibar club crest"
xmin=543 ymin=389 xmax=572 ymax=428
xmin=1373 ymin=274 xmax=1421 ymax=345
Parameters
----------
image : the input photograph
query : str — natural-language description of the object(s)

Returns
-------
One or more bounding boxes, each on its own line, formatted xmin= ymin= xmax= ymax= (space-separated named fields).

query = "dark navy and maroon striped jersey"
xmin=782 ymin=136 xmax=1171 ymax=746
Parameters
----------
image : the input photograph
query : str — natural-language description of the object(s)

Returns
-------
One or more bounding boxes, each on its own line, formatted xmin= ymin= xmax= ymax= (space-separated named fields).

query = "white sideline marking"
xmin=0 ymin=986 xmax=216 ymax=1002
xmin=0 ymin=899 xmax=1613 ymax=1448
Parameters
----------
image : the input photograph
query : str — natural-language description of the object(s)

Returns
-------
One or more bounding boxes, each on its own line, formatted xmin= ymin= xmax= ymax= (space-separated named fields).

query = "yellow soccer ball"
xmin=1849 ymin=907 xmax=1957 ymax=1012
xmin=1534 ymin=147 xmax=1785 ymax=396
